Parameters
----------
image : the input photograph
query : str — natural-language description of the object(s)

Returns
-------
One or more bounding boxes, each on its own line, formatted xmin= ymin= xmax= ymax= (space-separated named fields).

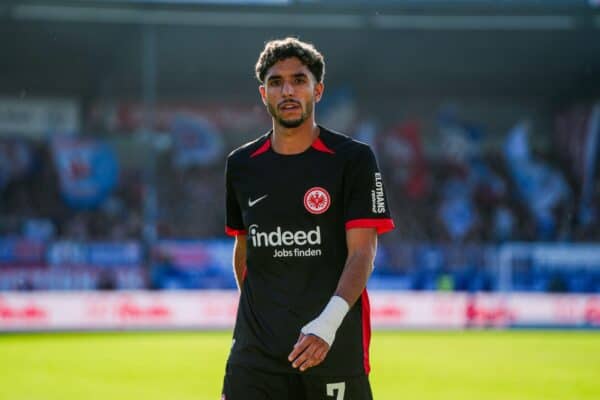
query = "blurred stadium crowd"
xmin=1 ymin=95 xmax=598 ymax=293
xmin=2 ymin=0 xmax=599 ymax=295
xmin=3 ymin=101 xmax=599 ymax=243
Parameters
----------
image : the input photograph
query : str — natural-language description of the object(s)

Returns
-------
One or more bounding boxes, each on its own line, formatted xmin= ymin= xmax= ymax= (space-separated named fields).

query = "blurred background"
xmin=1 ymin=0 xmax=600 ymax=328
xmin=1 ymin=1 xmax=600 ymax=400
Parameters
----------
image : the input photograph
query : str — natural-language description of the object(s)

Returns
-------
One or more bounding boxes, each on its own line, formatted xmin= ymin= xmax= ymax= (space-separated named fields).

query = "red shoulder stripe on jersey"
xmin=311 ymin=137 xmax=335 ymax=154
xmin=250 ymin=139 xmax=271 ymax=158
xmin=225 ymin=226 xmax=247 ymax=236
xmin=345 ymin=218 xmax=395 ymax=234
xmin=361 ymin=289 xmax=372 ymax=374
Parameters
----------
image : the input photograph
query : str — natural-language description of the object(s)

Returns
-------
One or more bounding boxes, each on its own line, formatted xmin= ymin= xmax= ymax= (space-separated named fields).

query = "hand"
xmin=288 ymin=333 xmax=330 ymax=372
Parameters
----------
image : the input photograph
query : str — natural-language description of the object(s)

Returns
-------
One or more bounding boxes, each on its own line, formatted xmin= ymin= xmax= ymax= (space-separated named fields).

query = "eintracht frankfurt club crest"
xmin=304 ymin=187 xmax=331 ymax=214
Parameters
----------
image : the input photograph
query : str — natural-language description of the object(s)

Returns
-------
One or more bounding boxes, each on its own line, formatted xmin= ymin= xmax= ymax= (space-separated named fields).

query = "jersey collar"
xmin=250 ymin=130 xmax=335 ymax=158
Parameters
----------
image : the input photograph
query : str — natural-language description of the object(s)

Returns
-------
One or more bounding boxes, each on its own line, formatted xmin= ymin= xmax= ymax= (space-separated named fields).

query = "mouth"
xmin=278 ymin=101 xmax=301 ymax=112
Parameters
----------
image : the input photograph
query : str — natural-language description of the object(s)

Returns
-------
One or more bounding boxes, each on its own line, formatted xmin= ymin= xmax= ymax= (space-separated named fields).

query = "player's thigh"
xmin=302 ymin=374 xmax=373 ymax=400
xmin=222 ymin=363 xmax=303 ymax=400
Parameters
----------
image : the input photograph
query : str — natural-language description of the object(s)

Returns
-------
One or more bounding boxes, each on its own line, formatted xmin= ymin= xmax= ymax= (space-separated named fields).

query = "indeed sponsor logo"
xmin=248 ymin=224 xmax=322 ymax=247
xmin=371 ymin=172 xmax=386 ymax=214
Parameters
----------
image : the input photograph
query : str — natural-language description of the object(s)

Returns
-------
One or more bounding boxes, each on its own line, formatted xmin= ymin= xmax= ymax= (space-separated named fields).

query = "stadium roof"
xmin=1 ymin=0 xmax=599 ymax=102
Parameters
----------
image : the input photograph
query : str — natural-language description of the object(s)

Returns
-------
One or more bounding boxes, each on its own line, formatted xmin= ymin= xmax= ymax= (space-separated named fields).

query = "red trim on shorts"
xmin=250 ymin=139 xmax=271 ymax=158
xmin=225 ymin=226 xmax=247 ymax=236
xmin=311 ymin=137 xmax=335 ymax=154
xmin=345 ymin=218 xmax=395 ymax=234
xmin=361 ymin=289 xmax=372 ymax=374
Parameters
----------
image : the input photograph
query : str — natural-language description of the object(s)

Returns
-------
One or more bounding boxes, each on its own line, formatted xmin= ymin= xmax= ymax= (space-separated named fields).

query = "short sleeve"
xmin=225 ymin=158 xmax=246 ymax=236
xmin=343 ymin=145 xmax=395 ymax=234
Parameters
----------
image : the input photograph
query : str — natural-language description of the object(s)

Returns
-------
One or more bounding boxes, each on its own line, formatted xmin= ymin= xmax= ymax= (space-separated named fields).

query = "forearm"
xmin=298 ymin=251 xmax=373 ymax=347
xmin=299 ymin=229 xmax=376 ymax=346
xmin=334 ymin=249 xmax=374 ymax=307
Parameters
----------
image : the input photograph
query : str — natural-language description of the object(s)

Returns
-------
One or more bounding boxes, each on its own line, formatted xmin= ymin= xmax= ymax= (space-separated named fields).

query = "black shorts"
xmin=221 ymin=363 xmax=373 ymax=400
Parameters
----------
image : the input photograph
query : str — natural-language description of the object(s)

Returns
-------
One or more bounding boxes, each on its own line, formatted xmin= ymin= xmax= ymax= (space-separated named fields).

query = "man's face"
xmin=259 ymin=57 xmax=324 ymax=129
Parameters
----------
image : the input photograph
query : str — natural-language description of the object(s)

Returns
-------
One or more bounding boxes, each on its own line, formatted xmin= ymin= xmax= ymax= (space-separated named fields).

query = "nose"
xmin=281 ymin=80 xmax=294 ymax=97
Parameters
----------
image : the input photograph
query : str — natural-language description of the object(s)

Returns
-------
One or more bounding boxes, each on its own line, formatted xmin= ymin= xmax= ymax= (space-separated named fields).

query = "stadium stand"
xmin=1 ymin=101 xmax=598 ymax=292
xmin=1 ymin=0 xmax=599 ymax=294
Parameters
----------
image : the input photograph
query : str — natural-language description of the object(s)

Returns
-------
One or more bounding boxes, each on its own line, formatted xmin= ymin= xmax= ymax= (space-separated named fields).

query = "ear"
xmin=259 ymin=85 xmax=267 ymax=105
xmin=314 ymin=82 xmax=324 ymax=103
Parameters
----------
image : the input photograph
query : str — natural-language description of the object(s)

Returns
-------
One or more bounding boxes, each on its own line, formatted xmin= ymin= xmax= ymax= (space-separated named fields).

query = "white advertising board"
xmin=1 ymin=291 xmax=599 ymax=332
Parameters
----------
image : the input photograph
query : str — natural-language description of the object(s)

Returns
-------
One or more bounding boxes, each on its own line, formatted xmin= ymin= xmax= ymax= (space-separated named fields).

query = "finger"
xmin=291 ymin=338 xmax=324 ymax=368
xmin=302 ymin=341 xmax=329 ymax=371
xmin=299 ymin=351 xmax=326 ymax=372
xmin=297 ymin=344 xmax=322 ymax=371
xmin=311 ymin=346 xmax=329 ymax=365
xmin=291 ymin=342 xmax=318 ymax=368
xmin=302 ymin=340 xmax=328 ymax=368
xmin=298 ymin=357 xmax=313 ymax=372
xmin=313 ymin=348 xmax=328 ymax=364
xmin=288 ymin=337 xmax=308 ymax=362
xmin=288 ymin=334 xmax=311 ymax=362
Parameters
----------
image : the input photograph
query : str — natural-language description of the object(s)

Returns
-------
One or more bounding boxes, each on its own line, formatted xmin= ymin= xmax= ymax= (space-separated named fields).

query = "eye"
xmin=294 ymin=77 xmax=307 ymax=84
xmin=269 ymin=79 xmax=282 ymax=87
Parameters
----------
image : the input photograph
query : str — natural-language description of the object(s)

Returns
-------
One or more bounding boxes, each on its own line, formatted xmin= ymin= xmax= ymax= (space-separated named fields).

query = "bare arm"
xmin=334 ymin=227 xmax=377 ymax=306
xmin=233 ymin=235 xmax=247 ymax=290
xmin=288 ymin=227 xmax=377 ymax=371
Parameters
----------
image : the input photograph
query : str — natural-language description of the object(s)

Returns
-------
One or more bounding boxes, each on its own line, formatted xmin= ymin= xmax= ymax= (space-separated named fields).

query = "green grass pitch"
xmin=1 ymin=331 xmax=599 ymax=400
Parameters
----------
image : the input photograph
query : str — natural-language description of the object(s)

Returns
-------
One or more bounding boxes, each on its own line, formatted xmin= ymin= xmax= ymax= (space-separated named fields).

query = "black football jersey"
xmin=225 ymin=126 xmax=394 ymax=376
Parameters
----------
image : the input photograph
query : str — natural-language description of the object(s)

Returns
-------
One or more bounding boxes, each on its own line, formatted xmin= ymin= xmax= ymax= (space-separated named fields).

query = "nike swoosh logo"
xmin=248 ymin=195 xmax=268 ymax=207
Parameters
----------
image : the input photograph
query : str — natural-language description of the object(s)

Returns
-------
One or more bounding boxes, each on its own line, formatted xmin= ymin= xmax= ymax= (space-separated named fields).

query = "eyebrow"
xmin=267 ymin=72 xmax=309 ymax=82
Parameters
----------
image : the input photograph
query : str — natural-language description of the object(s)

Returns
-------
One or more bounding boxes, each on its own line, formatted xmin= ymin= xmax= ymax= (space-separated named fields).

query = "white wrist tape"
xmin=301 ymin=296 xmax=350 ymax=347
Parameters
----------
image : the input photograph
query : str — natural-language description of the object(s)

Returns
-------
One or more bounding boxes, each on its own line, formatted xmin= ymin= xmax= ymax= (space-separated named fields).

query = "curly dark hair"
xmin=255 ymin=37 xmax=325 ymax=84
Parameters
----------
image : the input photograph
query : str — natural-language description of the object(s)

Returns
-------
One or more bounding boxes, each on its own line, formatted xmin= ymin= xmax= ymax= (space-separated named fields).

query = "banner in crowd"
xmin=504 ymin=121 xmax=571 ymax=239
xmin=51 ymin=136 xmax=119 ymax=209
xmin=383 ymin=120 xmax=430 ymax=200
xmin=88 ymin=101 xmax=269 ymax=138
xmin=438 ymin=107 xmax=484 ymax=163
xmin=0 ymin=97 xmax=79 ymax=138
xmin=1 ymin=291 xmax=598 ymax=332
xmin=153 ymin=240 xmax=231 ymax=271
xmin=0 ymin=266 xmax=146 ymax=291
xmin=47 ymin=241 xmax=143 ymax=268
xmin=171 ymin=116 xmax=224 ymax=167
xmin=0 ymin=238 xmax=45 ymax=265
xmin=498 ymin=243 xmax=600 ymax=271
xmin=555 ymin=102 xmax=600 ymax=226
xmin=150 ymin=240 xmax=235 ymax=289
xmin=554 ymin=102 xmax=600 ymax=186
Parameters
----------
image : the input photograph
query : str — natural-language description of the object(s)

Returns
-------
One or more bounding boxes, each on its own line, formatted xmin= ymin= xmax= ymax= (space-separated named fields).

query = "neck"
xmin=271 ymin=119 xmax=319 ymax=155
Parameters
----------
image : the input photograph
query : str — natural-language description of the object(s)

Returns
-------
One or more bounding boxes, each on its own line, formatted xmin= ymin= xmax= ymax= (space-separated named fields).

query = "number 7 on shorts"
xmin=326 ymin=382 xmax=346 ymax=400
